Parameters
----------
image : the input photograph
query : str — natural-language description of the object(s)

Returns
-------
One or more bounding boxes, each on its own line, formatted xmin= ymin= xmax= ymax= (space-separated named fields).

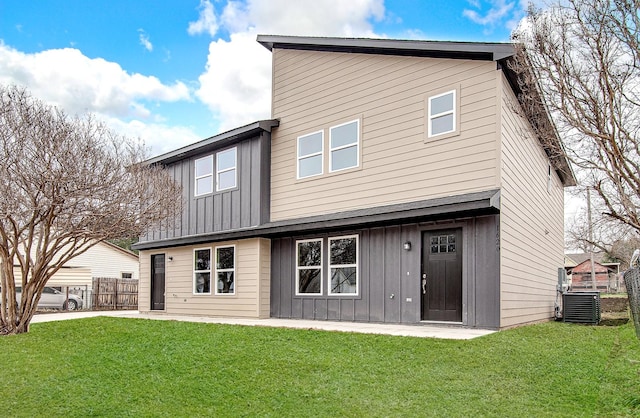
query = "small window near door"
xmin=194 ymin=248 xmax=211 ymax=294
xmin=215 ymin=246 xmax=235 ymax=295
xmin=430 ymin=234 xmax=457 ymax=253
xmin=296 ymin=239 xmax=323 ymax=295
xmin=121 ymin=272 xmax=133 ymax=279
xmin=328 ymin=235 xmax=358 ymax=295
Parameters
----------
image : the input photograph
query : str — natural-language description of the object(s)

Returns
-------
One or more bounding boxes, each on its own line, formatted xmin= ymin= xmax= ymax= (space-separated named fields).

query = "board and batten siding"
xmin=270 ymin=48 xmax=502 ymax=221
xmin=138 ymin=238 xmax=270 ymax=318
xmin=141 ymin=133 xmax=270 ymax=243
xmin=499 ymin=73 xmax=565 ymax=328
xmin=270 ymin=216 xmax=500 ymax=328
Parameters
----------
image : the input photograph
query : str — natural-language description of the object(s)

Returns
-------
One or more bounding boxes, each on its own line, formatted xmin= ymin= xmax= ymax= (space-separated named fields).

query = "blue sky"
xmin=0 ymin=0 xmax=529 ymax=156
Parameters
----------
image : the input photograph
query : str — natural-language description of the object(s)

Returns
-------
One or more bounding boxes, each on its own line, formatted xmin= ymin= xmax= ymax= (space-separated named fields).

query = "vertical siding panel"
xmin=368 ymin=228 xmax=385 ymax=322
xmin=474 ymin=215 xmax=500 ymax=328
xmin=354 ymin=229 xmax=370 ymax=321
xmin=281 ymin=238 xmax=294 ymax=318
xmin=231 ymin=190 xmax=241 ymax=229
xmin=315 ymin=299 xmax=328 ymax=320
xmin=384 ymin=226 xmax=402 ymax=323
xmin=400 ymin=224 xmax=420 ymax=323
xmin=240 ymin=141 xmax=252 ymax=227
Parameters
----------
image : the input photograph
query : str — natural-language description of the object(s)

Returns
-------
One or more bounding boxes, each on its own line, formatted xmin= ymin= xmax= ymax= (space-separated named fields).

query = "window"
xmin=330 ymin=120 xmax=359 ymax=172
xmin=296 ymin=239 xmax=323 ymax=295
xmin=428 ymin=90 xmax=456 ymax=137
xmin=194 ymin=248 xmax=211 ymax=294
xmin=297 ymin=131 xmax=323 ymax=178
xmin=430 ymin=234 xmax=456 ymax=254
xmin=195 ymin=155 xmax=213 ymax=196
xmin=215 ymin=246 xmax=235 ymax=295
xmin=121 ymin=272 xmax=133 ymax=279
xmin=328 ymin=235 xmax=358 ymax=295
xmin=216 ymin=147 xmax=237 ymax=191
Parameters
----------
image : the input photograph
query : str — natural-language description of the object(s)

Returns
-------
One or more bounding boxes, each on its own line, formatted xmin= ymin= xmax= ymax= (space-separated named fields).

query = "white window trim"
xmin=214 ymin=245 xmax=236 ymax=295
xmin=193 ymin=247 xmax=212 ymax=295
xmin=327 ymin=235 xmax=359 ymax=296
xmin=329 ymin=119 xmax=360 ymax=173
xmin=194 ymin=155 xmax=214 ymax=196
xmin=120 ymin=272 xmax=134 ymax=279
xmin=216 ymin=147 xmax=237 ymax=192
xmin=297 ymin=130 xmax=324 ymax=179
xmin=428 ymin=89 xmax=456 ymax=138
xmin=295 ymin=239 xmax=323 ymax=296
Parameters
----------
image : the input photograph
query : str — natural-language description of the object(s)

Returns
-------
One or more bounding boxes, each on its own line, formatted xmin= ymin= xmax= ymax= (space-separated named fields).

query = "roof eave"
xmin=144 ymin=119 xmax=279 ymax=166
xmin=257 ymin=35 xmax=515 ymax=62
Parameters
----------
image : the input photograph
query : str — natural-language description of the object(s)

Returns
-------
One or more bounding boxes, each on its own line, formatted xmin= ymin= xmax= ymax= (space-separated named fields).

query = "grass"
xmin=1 ymin=318 xmax=639 ymax=417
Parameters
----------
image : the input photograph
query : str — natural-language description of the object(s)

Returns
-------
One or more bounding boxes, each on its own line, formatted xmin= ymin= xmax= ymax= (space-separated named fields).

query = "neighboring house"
xmin=63 ymin=240 xmax=140 ymax=281
xmin=565 ymin=253 xmax=621 ymax=292
xmin=133 ymin=36 xmax=575 ymax=330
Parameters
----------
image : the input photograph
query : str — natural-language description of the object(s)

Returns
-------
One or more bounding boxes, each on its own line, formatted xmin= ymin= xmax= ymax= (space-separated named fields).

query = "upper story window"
xmin=428 ymin=90 xmax=456 ymax=138
xmin=194 ymin=155 xmax=213 ymax=196
xmin=329 ymin=120 xmax=359 ymax=172
xmin=297 ymin=131 xmax=323 ymax=179
xmin=194 ymin=147 xmax=237 ymax=196
xmin=216 ymin=147 xmax=237 ymax=191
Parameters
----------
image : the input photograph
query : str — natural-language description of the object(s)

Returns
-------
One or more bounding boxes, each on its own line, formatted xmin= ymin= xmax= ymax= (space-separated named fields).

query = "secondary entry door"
xmin=151 ymin=254 xmax=166 ymax=311
xmin=421 ymin=229 xmax=462 ymax=322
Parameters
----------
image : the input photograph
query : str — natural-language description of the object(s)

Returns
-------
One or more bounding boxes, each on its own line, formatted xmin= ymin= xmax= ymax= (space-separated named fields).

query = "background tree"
xmin=510 ymin=0 xmax=640 ymax=242
xmin=0 ymin=85 xmax=182 ymax=335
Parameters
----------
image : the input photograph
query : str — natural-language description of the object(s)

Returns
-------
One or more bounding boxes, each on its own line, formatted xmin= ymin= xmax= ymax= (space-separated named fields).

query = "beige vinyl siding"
xmin=138 ymin=238 xmax=270 ymax=318
xmin=139 ymin=251 xmax=150 ymax=312
xmin=499 ymin=73 xmax=565 ymax=328
xmin=270 ymin=48 xmax=502 ymax=221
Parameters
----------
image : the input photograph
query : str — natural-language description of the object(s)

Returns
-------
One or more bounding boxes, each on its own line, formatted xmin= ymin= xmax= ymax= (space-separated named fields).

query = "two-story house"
xmin=133 ymin=35 xmax=575 ymax=330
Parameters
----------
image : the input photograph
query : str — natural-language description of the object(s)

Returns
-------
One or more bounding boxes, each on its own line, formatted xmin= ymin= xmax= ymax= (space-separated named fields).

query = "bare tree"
xmin=511 ymin=1 xmax=640 ymax=235
xmin=0 ymin=85 xmax=182 ymax=335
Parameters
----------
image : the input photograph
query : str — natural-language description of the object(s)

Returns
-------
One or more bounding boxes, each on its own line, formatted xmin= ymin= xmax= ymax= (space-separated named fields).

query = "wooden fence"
xmin=92 ymin=277 xmax=138 ymax=310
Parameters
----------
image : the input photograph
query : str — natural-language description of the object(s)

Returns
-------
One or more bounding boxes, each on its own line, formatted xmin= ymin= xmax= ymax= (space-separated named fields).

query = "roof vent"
xmin=563 ymin=292 xmax=601 ymax=324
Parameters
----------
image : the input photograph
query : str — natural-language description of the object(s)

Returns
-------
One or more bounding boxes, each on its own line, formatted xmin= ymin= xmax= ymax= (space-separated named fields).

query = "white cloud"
xmin=463 ymin=0 xmax=517 ymax=30
xmin=138 ymin=29 xmax=153 ymax=51
xmin=188 ymin=0 xmax=220 ymax=37
xmin=105 ymin=116 xmax=202 ymax=157
xmin=0 ymin=42 xmax=190 ymax=119
xmin=195 ymin=0 xmax=386 ymax=130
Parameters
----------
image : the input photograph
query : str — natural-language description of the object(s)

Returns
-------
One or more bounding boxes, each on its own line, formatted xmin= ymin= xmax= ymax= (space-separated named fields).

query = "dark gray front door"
xmin=151 ymin=254 xmax=165 ymax=311
xmin=422 ymin=229 xmax=462 ymax=322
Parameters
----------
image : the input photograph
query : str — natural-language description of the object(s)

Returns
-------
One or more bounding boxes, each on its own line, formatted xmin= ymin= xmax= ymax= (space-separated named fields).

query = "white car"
xmin=14 ymin=286 xmax=83 ymax=310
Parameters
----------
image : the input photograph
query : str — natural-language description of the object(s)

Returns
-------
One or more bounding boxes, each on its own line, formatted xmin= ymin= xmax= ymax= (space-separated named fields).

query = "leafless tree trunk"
xmin=511 ymin=0 xmax=640 ymax=241
xmin=0 ymin=85 xmax=182 ymax=335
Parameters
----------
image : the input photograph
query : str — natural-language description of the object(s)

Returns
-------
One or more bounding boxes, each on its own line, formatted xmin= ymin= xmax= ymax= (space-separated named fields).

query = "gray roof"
xmin=257 ymin=35 xmax=515 ymax=61
xmin=133 ymin=189 xmax=500 ymax=250
xmin=144 ymin=119 xmax=279 ymax=166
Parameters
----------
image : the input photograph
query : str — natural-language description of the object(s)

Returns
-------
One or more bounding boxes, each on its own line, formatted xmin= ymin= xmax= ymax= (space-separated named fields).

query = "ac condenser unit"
xmin=563 ymin=292 xmax=601 ymax=324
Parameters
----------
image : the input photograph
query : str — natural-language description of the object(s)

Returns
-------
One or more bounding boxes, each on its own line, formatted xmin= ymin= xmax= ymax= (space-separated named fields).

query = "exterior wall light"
xmin=403 ymin=241 xmax=412 ymax=251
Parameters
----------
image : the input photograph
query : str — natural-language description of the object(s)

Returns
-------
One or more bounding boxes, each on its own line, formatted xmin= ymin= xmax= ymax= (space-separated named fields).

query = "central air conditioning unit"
xmin=563 ymin=292 xmax=601 ymax=324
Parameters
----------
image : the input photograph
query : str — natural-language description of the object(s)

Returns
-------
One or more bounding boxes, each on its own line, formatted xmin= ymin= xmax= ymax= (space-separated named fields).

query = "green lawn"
xmin=1 ymin=318 xmax=639 ymax=417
